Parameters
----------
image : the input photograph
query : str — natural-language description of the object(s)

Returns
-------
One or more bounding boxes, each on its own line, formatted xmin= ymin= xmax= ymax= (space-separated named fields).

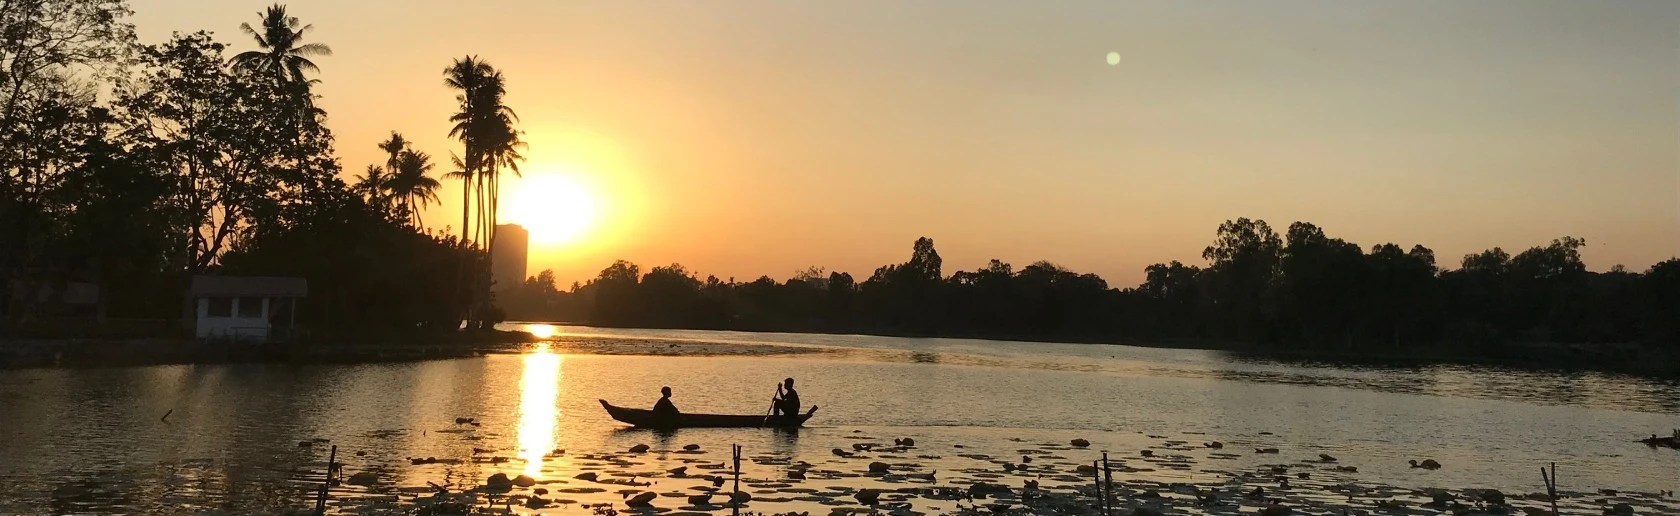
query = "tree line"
xmin=504 ymin=221 xmax=1679 ymax=353
xmin=0 ymin=2 xmax=517 ymax=335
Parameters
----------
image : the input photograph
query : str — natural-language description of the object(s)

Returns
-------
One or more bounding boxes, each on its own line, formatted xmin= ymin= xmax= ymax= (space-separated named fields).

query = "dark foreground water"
xmin=1 ymin=325 xmax=1676 ymax=514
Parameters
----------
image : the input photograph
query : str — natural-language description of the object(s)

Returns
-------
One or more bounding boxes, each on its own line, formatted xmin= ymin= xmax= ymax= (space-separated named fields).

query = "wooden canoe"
xmin=599 ymin=399 xmax=817 ymax=429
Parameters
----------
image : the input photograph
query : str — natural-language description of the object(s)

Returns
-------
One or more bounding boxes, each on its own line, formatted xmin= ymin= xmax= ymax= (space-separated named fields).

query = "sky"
xmin=131 ymin=0 xmax=1679 ymax=287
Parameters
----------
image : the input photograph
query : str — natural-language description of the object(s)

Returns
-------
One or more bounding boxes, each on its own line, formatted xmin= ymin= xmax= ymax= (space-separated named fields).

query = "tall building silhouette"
xmin=492 ymin=224 xmax=528 ymax=295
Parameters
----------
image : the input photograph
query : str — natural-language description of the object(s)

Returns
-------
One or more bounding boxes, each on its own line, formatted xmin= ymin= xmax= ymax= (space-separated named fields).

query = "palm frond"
xmin=239 ymin=22 xmax=269 ymax=48
xmin=293 ymin=42 xmax=332 ymax=57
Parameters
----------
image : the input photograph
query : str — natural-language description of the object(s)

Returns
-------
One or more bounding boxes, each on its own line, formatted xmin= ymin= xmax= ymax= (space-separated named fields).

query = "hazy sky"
xmin=132 ymin=0 xmax=1679 ymax=287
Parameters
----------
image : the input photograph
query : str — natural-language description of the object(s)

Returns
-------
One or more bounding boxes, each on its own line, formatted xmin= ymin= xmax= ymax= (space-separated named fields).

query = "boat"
xmin=599 ymin=399 xmax=817 ymax=429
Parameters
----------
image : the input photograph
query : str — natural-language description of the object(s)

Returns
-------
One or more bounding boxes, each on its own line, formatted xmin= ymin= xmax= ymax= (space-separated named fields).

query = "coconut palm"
xmin=445 ymin=59 xmax=523 ymax=249
xmin=231 ymin=4 xmax=332 ymax=90
xmin=482 ymin=119 xmax=525 ymax=247
xmin=378 ymin=132 xmax=408 ymax=175
xmin=443 ymin=56 xmax=493 ymax=245
xmin=353 ymin=164 xmax=387 ymax=204
xmin=387 ymin=150 xmax=441 ymax=228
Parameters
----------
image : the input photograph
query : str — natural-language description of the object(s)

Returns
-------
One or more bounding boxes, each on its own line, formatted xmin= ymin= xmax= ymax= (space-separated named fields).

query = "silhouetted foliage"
xmin=504 ymin=223 xmax=1678 ymax=357
xmin=0 ymin=3 xmax=485 ymax=334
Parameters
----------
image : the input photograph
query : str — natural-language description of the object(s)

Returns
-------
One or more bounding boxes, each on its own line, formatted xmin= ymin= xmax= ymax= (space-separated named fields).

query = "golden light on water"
xmin=527 ymin=323 xmax=557 ymax=339
xmin=517 ymin=343 xmax=562 ymax=477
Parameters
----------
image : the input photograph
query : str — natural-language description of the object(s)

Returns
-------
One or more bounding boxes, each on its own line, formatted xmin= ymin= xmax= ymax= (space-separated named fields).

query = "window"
xmin=207 ymin=297 xmax=232 ymax=317
xmin=237 ymin=297 xmax=263 ymax=318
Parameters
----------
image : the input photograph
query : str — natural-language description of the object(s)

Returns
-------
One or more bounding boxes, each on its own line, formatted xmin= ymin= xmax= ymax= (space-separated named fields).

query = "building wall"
xmin=195 ymin=297 xmax=270 ymax=341
xmin=492 ymin=224 xmax=529 ymax=294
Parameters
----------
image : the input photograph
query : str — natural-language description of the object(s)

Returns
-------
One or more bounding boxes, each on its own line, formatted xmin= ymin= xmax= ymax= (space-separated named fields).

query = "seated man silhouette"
xmin=651 ymin=386 xmax=679 ymax=424
xmin=773 ymin=378 xmax=800 ymax=417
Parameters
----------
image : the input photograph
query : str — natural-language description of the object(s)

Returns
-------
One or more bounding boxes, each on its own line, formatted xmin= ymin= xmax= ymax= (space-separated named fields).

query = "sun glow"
xmin=501 ymin=173 xmax=600 ymax=245
xmin=526 ymin=323 xmax=557 ymax=339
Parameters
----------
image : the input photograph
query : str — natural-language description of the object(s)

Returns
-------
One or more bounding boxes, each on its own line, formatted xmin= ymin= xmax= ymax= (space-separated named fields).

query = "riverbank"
xmin=6 ymin=321 xmax=1676 ymax=378
xmin=0 ymin=330 xmax=539 ymax=370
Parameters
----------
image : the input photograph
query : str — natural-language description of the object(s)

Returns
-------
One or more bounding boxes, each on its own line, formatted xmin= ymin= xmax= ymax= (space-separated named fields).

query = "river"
xmin=1 ymin=325 xmax=1676 ymax=514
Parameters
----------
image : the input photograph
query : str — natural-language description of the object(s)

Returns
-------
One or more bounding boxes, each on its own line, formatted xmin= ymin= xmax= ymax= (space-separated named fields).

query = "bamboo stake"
xmin=1102 ymin=452 xmax=1113 ymax=516
xmin=732 ymin=444 xmax=742 ymax=516
xmin=314 ymin=445 xmax=336 ymax=515
xmin=1092 ymin=459 xmax=1103 ymax=513
xmin=1540 ymin=462 xmax=1559 ymax=516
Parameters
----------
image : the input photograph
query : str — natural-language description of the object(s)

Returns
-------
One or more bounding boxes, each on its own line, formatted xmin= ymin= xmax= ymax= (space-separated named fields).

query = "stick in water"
xmin=159 ymin=409 xmax=172 ymax=422
xmin=1540 ymin=462 xmax=1559 ymax=516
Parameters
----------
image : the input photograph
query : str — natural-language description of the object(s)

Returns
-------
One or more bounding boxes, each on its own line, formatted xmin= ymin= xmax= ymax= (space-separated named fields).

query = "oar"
xmin=761 ymin=383 xmax=783 ymax=427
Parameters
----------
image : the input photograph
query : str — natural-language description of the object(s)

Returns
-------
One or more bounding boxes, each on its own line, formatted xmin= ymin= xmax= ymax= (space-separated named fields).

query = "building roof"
xmin=190 ymin=275 xmax=307 ymax=298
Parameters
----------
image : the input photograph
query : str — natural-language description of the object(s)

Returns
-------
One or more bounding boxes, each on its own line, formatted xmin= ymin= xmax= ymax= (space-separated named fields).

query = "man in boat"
xmin=772 ymin=378 xmax=800 ymax=417
xmin=652 ymin=386 xmax=679 ymax=423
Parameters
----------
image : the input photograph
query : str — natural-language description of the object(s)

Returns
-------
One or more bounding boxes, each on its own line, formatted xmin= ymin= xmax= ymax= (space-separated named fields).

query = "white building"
xmin=189 ymin=275 xmax=307 ymax=342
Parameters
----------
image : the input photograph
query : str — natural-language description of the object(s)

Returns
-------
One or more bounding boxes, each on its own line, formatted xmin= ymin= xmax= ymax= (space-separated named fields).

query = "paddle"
xmin=762 ymin=383 xmax=783 ymax=426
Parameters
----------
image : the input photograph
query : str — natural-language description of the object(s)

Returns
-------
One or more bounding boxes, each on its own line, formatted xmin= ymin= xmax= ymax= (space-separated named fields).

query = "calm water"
xmin=2 ymin=325 xmax=1677 ymax=513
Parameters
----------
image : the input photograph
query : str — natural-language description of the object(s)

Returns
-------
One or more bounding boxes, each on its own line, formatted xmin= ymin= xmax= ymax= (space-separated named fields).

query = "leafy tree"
xmin=0 ymin=0 xmax=136 ymax=319
xmin=115 ymin=31 xmax=294 ymax=271
xmin=1201 ymin=218 xmax=1282 ymax=341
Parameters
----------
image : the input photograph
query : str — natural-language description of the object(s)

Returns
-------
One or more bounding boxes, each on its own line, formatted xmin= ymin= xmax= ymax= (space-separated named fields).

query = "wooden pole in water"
xmin=1540 ymin=462 xmax=1559 ymax=516
xmin=1102 ymin=452 xmax=1113 ymax=516
xmin=732 ymin=444 xmax=742 ymax=516
xmin=314 ymin=445 xmax=336 ymax=515
xmin=1091 ymin=459 xmax=1103 ymax=514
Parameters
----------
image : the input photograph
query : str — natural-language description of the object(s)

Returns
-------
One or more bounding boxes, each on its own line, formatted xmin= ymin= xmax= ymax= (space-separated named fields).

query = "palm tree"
xmin=483 ymin=119 xmax=525 ymax=248
xmin=444 ymin=57 xmax=523 ymax=250
xmin=443 ymin=152 xmax=473 ymax=236
xmin=231 ymin=4 xmax=332 ymax=196
xmin=231 ymin=4 xmax=332 ymax=90
xmin=444 ymin=57 xmax=526 ymax=329
xmin=378 ymin=132 xmax=408 ymax=175
xmin=353 ymin=164 xmax=387 ymax=203
xmin=443 ymin=56 xmax=493 ymax=246
xmin=386 ymin=150 xmax=441 ymax=228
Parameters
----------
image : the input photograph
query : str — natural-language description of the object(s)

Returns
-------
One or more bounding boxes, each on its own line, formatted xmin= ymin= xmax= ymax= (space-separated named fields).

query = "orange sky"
xmin=132 ymin=0 xmax=1680 ymax=287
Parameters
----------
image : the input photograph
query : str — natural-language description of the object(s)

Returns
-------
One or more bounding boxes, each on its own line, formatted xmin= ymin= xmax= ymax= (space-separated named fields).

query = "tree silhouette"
xmin=353 ymin=164 xmax=387 ymax=204
xmin=387 ymin=149 xmax=441 ymax=228
xmin=442 ymin=56 xmax=521 ymax=247
xmin=442 ymin=56 xmax=523 ymax=328
xmin=230 ymin=4 xmax=331 ymax=90
xmin=378 ymin=132 xmax=409 ymax=177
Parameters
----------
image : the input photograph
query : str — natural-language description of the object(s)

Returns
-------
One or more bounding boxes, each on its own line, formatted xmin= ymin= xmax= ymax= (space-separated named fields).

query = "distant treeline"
xmin=503 ymin=219 xmax=1680 ymax=352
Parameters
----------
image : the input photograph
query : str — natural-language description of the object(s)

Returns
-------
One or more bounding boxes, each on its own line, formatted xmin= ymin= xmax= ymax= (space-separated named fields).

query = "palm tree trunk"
xmin=459 ymin=175 xmax=470 ymax=245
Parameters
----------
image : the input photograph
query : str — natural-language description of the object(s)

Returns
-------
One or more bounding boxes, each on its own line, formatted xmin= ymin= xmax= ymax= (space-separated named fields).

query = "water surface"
xmin=2 ymin=326 xmax=1676 ymax=513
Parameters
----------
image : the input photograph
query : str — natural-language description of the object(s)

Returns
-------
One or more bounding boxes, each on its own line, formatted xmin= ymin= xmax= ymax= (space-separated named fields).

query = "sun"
xmin=501 ymin=173 xmax=599 ymax=245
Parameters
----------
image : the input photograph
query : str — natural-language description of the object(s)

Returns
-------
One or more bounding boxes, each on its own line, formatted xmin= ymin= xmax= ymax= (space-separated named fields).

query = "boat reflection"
xmin=517 ymin=343 xmax=562 ymax=477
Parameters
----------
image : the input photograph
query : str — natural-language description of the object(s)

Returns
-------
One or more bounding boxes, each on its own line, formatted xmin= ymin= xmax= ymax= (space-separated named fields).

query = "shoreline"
xmin=4 ymin=323 xmax=1676 ymax=377
xmin=0 ymin=330 xmax=538 ymax=370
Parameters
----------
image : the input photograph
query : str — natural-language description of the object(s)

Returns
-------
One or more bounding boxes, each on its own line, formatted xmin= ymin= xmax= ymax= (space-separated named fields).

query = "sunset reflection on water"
xmin=517 ymin=343 xmax=561 ymax=477
xmin=526 ymin=323 xmax=557 ymax=339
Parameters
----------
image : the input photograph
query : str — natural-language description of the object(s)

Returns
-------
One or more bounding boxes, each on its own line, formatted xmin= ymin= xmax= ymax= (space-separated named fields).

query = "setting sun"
xmin=502 ymin=173 xmax=599 ymax=245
